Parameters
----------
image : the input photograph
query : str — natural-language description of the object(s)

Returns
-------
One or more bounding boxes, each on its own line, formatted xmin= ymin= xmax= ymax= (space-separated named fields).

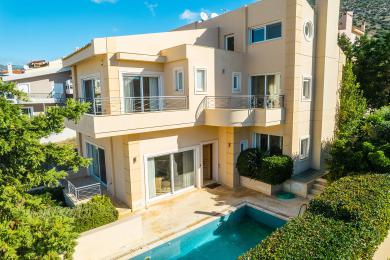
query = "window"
xmin=300 ymin=137 xmax=310 ymax=159
xmin=303 ymin=21 xmax=314 ymax=41
xmin=249 ymin=22 xmax=282 ymax=44
xmin=302 ymin=77 xmax=312 ymax=100
xmin=195 ymin=68 xmax=207 ymax=93
xmin=147 ymin=149 xmax=195 ymax=200
xmin=174 ymin=69 xmax=184 ymax=92
xmin=123 ymin=75 xmax=160 ymax=112
xmin=21 ymin=107 xmax=34 ymax=117
xmin=253 ymin=133 xmax=283 ymax=155
xmin=240 ymin=140 xmax=249 ymax=152
xmin=86 ymin=143 xmax=107 ymax=185
xmin=232 ymin=72 xmax=241 ymax=93
xmin=225 ymin=34 xmax=235 ymax=51
xmin=17 ymin=83 xmax=30 ymax=93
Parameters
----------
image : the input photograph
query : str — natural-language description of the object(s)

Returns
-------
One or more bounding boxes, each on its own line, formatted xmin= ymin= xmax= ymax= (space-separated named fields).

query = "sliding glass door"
xmin=123 ymin=75 xmax=160 ymax=113
xmin=250 ymin=74 xmax=281 ymax=108
xmin=86 ymin=143 xmax=107 ymax=185
xmin=147 ymin=149 xmax=195 ymax=200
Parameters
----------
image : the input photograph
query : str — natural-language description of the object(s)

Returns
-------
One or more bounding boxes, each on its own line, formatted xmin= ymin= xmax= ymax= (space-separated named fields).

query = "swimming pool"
xmin=131 ymin=204 xmax=286 ymax=260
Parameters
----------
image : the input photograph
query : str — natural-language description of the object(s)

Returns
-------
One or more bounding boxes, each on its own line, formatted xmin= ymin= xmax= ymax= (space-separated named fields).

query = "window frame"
xmin=85 ymin=141 xmax=108 ymax=186
xmin=21 ymin=106 xmax=34 ymax=117
xmin=302 ymin=76 xmax=312 ymax=101
xmin=173 ymin=68 xmax=184 ymax=93
xmin=224 ymin=34 xmax=235 ymax=51
xmin=299 ymin=136 xmax=310 ymax=160
xmin=194 ymin=68 xmax=207 ymax=94
xmin=252 ymin=133 xmax=283 ymax=155
xmin=249 ymin=21 xmax=282 ymax=45
xmin=240 ymin=139 xmax=249 ymax=152
xmin=232 ymin=72 xmax=242 ymax=93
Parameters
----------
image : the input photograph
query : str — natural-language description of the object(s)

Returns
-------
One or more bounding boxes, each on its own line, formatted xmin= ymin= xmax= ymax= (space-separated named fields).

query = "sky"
xmin=0 ymin=0 xmax=254 ymax=65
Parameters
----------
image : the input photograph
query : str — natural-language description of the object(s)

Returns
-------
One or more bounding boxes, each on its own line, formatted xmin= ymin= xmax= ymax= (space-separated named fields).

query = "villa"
xmin=62 ymin=0 xmax=344 ymax=211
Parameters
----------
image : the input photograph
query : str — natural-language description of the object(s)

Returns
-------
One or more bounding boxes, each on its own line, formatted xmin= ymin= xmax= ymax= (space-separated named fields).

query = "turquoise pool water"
xmin=131 ymin=205 xmax=286 ymax=260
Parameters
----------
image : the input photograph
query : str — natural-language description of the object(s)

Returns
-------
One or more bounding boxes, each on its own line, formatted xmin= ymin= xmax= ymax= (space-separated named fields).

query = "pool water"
xmin=131 ymin=205 xmax=286 ymax=260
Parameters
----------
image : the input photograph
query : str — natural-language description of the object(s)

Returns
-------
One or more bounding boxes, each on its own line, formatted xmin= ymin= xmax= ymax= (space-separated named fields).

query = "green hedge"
xmin=236 ymin=149 xmax=293 ymax=185
xmin=70 ymin=195 xmax=119 ymax=233
xmin=240 ymin=174 xmax=390 ymax=259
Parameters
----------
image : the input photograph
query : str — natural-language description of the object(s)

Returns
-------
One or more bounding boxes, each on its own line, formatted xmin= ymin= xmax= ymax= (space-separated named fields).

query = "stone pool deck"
xmin=73 ymin=186 xmax=309 ymax=260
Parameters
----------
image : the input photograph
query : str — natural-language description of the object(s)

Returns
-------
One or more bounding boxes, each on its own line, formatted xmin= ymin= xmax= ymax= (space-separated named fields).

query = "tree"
xmin=335 ymin=61 xmax=367 ymax=138
xmin=353 ymin=32 xmax=390 ymax=108
xmin=0 ymin=80 xmax=89 ymax=258
xmin=338 ymin=34 xmax=354 ymax=61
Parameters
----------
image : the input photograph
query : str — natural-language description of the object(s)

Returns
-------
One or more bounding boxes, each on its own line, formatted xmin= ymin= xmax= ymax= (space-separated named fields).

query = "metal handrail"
xmin=67 ymin=180 xmax=101 ymax=201
xmin=78 ymin=96 xmax=188 ymax=115
xmin=205 ymin=95 xmax=284 ymax=110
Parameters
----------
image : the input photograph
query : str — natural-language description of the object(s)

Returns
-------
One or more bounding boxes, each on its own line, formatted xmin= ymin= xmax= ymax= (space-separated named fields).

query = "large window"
xmin=225 ymin=34 xmax=235 ymax=51
xmin=21 ymin=107 xmax=34 ymax=117
xmin=195 ymin=68 xmax=207 ymax=93
xmin=249 ymin=22 xmax=282 ymax=44
xmin=86 ymin=143 xmax=107 ymax=185
xmin=250 ymin=74 xmax=281 ymax=96
xmin=82 ymin=78 xmax=101 ymax=114
xmin=147 ymin=149 xmax=195 ymax=200
xmin=253 ymin=133 xmax=283 ymax=155
xmin=123 ymin=75 xmax=160 ymax=112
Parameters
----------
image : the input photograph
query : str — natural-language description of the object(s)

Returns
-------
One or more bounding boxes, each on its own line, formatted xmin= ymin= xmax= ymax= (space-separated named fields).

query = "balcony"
xmin=66 ymin=96 xmax=193 ymax=138
xmin=64 ymin=176 xmax=102 ymax=207
xmin=78 ymin=96 xmax=188 ymax=115
xmin=203 ymin=95 xmax=285 ymax=127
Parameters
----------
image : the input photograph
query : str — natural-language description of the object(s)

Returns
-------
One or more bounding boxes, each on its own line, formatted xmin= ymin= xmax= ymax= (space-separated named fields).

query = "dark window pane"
xmin=226 ymin=35 xmax=234 ymax=51
xmin=251 ymin=27 xmax=265 ymax=43
xmin=269 ymin=135 xmax=283 ymax=155
xmin=98 ymin=148 xmax=107 ymax=184
xmin=266 ymin=22 xmax=282 ymax=40
xmin=260 ymin=134 xmax=268 ymax=152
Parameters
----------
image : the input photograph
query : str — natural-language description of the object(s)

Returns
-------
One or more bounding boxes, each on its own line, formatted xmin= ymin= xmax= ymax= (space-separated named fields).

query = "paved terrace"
xmin=74 ymin=186 xmax=309 ymax=260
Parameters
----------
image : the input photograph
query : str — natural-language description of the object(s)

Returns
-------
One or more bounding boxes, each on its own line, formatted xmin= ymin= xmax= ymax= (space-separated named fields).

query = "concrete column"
xmin=312 ymin=0 xmax=341 ymax=170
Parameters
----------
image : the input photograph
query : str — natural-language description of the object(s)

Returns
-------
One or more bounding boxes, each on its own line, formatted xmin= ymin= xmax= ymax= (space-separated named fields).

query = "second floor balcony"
xmin=203 ymin=95 xmax=285 ymax=127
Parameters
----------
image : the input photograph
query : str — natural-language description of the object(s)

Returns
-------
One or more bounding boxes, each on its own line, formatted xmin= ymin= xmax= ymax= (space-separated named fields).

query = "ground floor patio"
xmin=73 ymin=185 xmax=309 ymax=260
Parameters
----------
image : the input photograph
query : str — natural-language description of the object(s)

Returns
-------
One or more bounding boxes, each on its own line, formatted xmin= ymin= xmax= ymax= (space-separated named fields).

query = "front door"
xmin=202 ymin=144 xmax=213 ymax=183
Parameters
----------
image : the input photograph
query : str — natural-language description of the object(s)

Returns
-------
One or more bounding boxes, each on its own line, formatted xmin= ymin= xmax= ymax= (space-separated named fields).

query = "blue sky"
xmin=0 ymin=0 xmax=253 ymax=65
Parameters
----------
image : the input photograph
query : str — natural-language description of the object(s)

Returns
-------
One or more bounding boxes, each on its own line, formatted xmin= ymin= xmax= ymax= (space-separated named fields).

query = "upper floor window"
xmin=232 ymin=72 xmax=241 ymax=93
xmin=250 ymin=74 xmax=281 ymax=96
xmin=225 ymin=34 xmax=235 ymax=51
xmin=17 ymin=83 xmax=30 ymax=93
xmin=249 ymin=22 xmax=282 ymax=44
xmin=174 ymin=68 xmax=184 ymax=92
xmin=302 ymin=76 xmax=312 ymax=101
xmin=195 ymin=68 xmax=207 ymax=93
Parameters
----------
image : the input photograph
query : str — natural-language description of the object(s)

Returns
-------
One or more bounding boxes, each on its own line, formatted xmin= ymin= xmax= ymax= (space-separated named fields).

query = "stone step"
xmin=307 ymin=194 xmax=316 ymax=200
xmin=313 ymin=183 xmax=326 ymax=191
xmin=315 ymin=178 xmax=328 ymax=185
xmin=310 ymin=188 xmax=323 ymax=195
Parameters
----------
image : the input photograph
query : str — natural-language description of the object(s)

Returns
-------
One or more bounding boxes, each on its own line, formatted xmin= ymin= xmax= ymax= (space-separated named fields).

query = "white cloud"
xmin=144 ymin=2 xmax=158 ymax=16
xmin=90 ymin=0 xmax=117 ymax=4
xmin=179 ymin=9 xmax=199 ymax=22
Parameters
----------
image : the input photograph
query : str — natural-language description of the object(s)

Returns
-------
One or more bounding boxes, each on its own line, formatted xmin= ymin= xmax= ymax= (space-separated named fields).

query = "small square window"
xmin=174 ymin=69 xmax=184 ymax=92
xmin=300 ymin=137 xmax=310 ymax=159
xmin=302 ymin=77 xmax=312 ymax=100
xmin=266 ymin=22 xmax=282 ymax=40
xmin=232 ymin=72 xmax=241 ymax=93
xmin=195 ymin=69 xmax=207 ymax=93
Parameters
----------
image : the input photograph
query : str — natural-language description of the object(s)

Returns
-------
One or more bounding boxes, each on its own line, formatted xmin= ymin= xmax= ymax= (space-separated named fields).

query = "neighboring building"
xmin=2 ymin=59 xmax=73 ymax=117
xmin=63 ymin=0 xmax=344 ymax=210
xmin=0 ymin=64 xmax=25 ymax=78
xmin=338 ymin=11 xmax=365 ymax=43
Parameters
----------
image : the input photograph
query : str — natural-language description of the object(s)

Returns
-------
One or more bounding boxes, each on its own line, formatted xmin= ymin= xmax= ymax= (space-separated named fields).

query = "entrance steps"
xmin=282 ymin=170 xmax=327 ymax=198
xmin=307 ymin=178 xmax=328 ymax=200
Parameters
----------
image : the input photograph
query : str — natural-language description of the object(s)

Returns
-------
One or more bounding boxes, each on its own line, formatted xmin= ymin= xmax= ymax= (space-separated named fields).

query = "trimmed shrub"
xmin=258 ymin=155 xmax=293 ymax=185
xmin=239 ymin=213 xmax=366 ymax=260
xmin=70 ymin=195 xmax=118 ymax=233
xmin=236 ymin=149 xmax=293 ymax=185
xmin=29 ymin=186 xmax=66 ymax=206
xmin=240 ymin=174 xmax=390 ymax=259
xmin=236 ymin=148 xmax=265 ymax=179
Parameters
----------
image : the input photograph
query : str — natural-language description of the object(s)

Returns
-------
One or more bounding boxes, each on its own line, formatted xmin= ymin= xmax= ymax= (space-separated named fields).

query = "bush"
xmin=236 ymin=149 xmax=293 ymax=185
xmin=70 ymin=195 xmax=118 ymax=233
xmin=239 ymin=213 xmax=365 ymax=260
xmin=240 ymin=174 xmax=390 ymax=259
xmin=29 ymin=186 xmax=66 ymax=206
xmin=258 ymin=156 xmax=293 ymax=185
